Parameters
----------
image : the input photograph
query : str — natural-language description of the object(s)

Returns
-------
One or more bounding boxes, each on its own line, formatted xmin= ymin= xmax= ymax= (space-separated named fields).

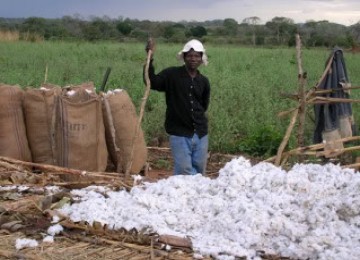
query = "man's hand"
xmin=145 ymin=37 xmax=155 ymax=57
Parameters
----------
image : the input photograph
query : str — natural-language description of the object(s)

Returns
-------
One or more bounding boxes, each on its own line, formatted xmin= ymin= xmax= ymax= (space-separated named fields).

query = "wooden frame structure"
xmin=266 ymin=34 xmax=360 ymax=169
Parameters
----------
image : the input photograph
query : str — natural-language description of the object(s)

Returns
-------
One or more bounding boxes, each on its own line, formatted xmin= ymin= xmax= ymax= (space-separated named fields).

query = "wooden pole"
xmin=44 ymin=63 xmax=48 ymax=83
xmin=295 ymin=34 xmax=306 ymax=162
xmin=125 ymin=49 xmax=153 ymax=177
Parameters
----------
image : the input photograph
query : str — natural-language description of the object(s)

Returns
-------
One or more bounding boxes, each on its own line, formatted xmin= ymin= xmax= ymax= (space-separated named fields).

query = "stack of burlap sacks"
xmin=0 ymin=83 xmax=147 ymax=174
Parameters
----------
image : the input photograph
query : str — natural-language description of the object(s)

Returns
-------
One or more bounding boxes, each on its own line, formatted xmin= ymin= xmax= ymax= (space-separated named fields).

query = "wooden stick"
xmin=44 ymin=63 xmax=48 ymax=83
xmin=277 ymin=107 xmax=297 ymax=118
xmin=313 ymin=54 xmax=334 ymax=91
xmin=147 ymin=146 xmax=171 ymax=151
xmin=295 ymin=34 xmax=306 ymax=162
xmin=280 ymin=153 xmax=290 ymax=167
xmin=307 ymin=97 xmax=360 ymax=104
xmin=0 ymin=156 xmax=132 ymax=188
xmin=0 ymin=156 xmax=115 ymax=176
xmin=0 ymin=156 xmax=81 ymax=174
xmin=280 ymin=86 xmax=360 ymax=100
xmin=266 ymin=135 xmax=360 ymax=162
xmin=275 ymin=108 xmax=299 ymax=166
xmin=313 ymin=86 xmax=360 ymax=95
xmin=158 ymin=235 xmax=192 ymax=248
xmin=125 ymin=49 xmax=153 ymax=177
xmin=280 ymin=90 xmax=360 ymax=118
xmin=279 ymin=93 xmax=299 ymax=100
xmin=316 ymin=145 xmax=360 ymax=157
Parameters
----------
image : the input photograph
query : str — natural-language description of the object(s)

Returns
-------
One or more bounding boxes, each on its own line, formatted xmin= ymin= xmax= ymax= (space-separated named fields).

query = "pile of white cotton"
xmin=59 ymin=157 xmax=360 ymax=260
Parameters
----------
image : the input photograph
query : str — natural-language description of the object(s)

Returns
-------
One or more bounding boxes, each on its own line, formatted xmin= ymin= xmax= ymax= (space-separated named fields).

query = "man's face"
xmin=184 ymin=49 xmax=202 ymax=70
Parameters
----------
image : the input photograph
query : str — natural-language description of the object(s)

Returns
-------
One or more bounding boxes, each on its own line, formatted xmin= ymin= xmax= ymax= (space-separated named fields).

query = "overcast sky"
xmin=1 ymin=0 xmax=359 ymax=26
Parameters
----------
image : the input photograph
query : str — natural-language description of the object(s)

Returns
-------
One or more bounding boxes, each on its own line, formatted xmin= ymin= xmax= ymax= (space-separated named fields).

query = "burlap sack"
xmin=55 ymin=86 xmax=107 ymax=172
xmin=23 ymin=84 xmax=61 ymax=164
xmin=0 ymin=84 xmax=32 ymax=161
xmin=62 ymin=82 xmax=96 ymax=102
xmin=102 ymin=89 xmax=147 ymax=174
xmin=322 ymin=129 xmax=344 ymax=158
xmin=339 ymin=116 xmax=353 ymax=138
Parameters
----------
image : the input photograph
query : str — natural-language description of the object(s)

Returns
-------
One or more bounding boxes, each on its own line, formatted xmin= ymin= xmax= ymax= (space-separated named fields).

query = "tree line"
xmin=1 ymin=15 xmax=359 ymax=48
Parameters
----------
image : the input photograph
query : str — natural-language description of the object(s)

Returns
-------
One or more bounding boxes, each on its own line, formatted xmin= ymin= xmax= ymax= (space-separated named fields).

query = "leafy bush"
xmin=237 ymin=126 xmax=283 ymax=158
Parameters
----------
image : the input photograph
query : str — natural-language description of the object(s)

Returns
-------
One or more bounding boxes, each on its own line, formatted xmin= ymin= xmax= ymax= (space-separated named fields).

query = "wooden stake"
xmin=295 ymin=34 xmax=306 ymax=162
xmin=125 ymin=49 xmax=153 ymax=177
xmin=275 ymin=108 xmax=299 ymax=166
xmin=44 ymin=63 xmax=48 ymax=83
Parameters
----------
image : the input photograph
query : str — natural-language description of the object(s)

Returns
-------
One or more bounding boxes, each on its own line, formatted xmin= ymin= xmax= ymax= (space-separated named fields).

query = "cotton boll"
xmin=338 ymin=196 xmax=360 ymax=219
xmin=15 ymin=238 xmax=39 ymax=250
xmin=349 ymin=215 xmax=360 ymax=227
xmin=250 ymin=162 xmax=286 ymax=190
xmin=133 ymin=193 xmax=156 ymax=209
xmin=286 ymin=168 xmax=311 ymax=194
xmin=51 ymin=215 xmax=60 ymax=223
xmin=280 ymin=242 xmax=308 ymax=260
xmin=132 ymin=175 xmax=143 ymax=186
xmin=283 ymin=218 xmax=308 ymax=241
xmin=47 ymin=224 xmax=63 ymax=236
xmin=253 ymin=189 xmax=271 ymax=202
xmin=267 ymin=215 xmax=285 ymax=235
xmin=218 ymin=156 xmax=252 ymax=177
xmin=0 ymin=185 xmax=17 ymax=191
xmin=164 ymin=212 xmax=178 ymax=226
xmin=45 ymin=186 xmax=63 ymax=195
xmin=18 ymin=186 xmax=30 ymax=192
xmin=71 ymin=188 xmax=107 ymax=201
xmin=43 ymin=236 xmax=54 ymax=243
xmin=222 ymin=185 xmax=241 ymax=199
xmin=66 ymin=90 xmax=76 ymax=96
xmin=193 ymin=253 xmax=204 ymax=259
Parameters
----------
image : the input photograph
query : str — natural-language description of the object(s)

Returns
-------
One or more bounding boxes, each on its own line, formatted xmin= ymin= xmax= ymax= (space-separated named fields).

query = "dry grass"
xmin=21 ymin=31 xmax=44 ymax=42
xmin=0 ymin=232 xmax=199 ymax=260
xmin=0 ymin=30 xmax=45 ymax=42
xmin=0 ymin=30 xmax=20 ymax=42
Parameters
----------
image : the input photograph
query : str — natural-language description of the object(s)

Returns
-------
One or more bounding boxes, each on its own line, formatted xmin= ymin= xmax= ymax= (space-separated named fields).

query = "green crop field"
xmin=1 ymin=41 xmax=360 ymax=158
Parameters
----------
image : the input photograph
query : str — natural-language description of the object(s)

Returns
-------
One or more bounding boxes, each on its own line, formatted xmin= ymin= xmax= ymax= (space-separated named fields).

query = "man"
xmin=145 ymin=39 xmax=210 ymax=175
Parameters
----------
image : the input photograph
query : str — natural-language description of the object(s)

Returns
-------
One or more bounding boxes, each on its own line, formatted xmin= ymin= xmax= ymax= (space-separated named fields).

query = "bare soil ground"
xmin=145 ymin=147 xmax=261 ymax=180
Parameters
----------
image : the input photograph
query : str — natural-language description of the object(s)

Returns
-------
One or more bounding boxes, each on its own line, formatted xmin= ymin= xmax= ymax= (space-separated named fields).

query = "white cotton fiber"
xmin=15 ymin=238 xmax=38 ymax=250
xmin=59 ymin=157 xmax=360 ymax=260
xmin=47 ymin=224 xmax=63 ymax=236
xmin=43 ymin=236 xmax=54 ymax=243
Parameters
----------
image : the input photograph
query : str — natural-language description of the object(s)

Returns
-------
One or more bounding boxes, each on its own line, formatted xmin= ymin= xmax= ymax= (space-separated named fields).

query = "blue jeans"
xmin=169 ymin=134 xmax=208 ymax=175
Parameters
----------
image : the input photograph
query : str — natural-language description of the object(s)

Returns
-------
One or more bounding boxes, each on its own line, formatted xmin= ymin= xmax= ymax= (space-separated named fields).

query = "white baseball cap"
xmin=177 ymin=39 xmax=208 ymax=66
